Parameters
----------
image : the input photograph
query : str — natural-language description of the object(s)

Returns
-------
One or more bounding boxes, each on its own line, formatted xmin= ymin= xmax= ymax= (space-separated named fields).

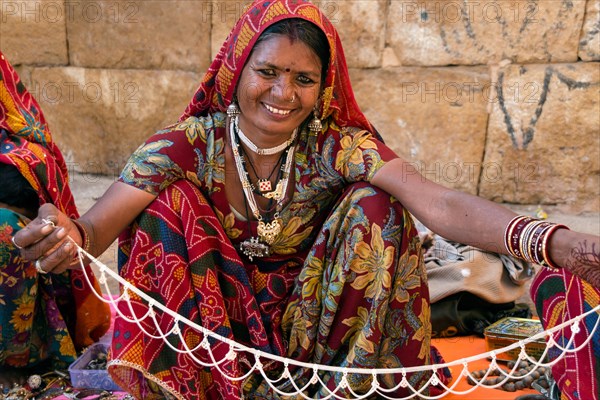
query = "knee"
xmin=340 ymin=182 xmax=406 ymax=223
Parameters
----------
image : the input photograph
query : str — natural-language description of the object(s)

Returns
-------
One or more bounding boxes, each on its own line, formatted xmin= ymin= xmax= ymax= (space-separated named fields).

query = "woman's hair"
xmin=254 ymin=18 xmax=330 ymax=81
xmin=0 ymin=163 xmax=40 ymax=214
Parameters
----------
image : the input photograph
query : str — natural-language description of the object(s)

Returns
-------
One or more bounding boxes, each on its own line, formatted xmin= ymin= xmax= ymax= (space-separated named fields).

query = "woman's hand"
xmin=12 ymin=203 xmax=84 ymax=275
xmin=549 ymin=230 xmax=600 ymax=287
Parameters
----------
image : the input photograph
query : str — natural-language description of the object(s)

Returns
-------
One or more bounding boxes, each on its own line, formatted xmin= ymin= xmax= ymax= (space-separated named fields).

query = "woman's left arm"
xmin=371 ymin=158 xmax=600 ymax=285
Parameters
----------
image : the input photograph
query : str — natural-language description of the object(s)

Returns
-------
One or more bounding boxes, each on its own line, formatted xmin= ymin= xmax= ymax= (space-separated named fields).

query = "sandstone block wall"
xmin=1 ymin=0 xmax=598 ymax=211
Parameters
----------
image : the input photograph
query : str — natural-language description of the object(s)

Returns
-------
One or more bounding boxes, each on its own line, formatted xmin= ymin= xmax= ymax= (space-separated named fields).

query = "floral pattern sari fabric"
xmin=0 ymin=51 xmax=110 ymax=369
xmin=0 ymin=209 xmax=79 ymax=369
xmin=531 ymin=269 xmax=600 ymax=400
xmin=109 ymin=0 xmax=448 ymax=398
xmin=110 ymin=114 xmax=446 ymax=399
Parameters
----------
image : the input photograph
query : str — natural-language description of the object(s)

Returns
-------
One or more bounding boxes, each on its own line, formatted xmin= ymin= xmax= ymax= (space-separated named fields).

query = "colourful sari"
xmin=108 ymin=1 xmax=448 ymax=398
xmin=0 ymin=51 xmax=110 ymax=370
xmin=531 ymin=268 xmax=600 ymax=400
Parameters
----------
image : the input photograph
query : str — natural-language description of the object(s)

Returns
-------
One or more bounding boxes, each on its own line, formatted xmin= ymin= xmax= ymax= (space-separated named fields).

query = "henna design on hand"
xmin=564 ymin=240 xmax=600 ymax=287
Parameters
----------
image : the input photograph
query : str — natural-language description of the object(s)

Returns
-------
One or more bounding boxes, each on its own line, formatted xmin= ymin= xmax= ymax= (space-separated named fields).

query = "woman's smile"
xmin=263 ymin=103 xmax=293 ymax=116
xmin=235 ymin=34 xmax=322 ymax=148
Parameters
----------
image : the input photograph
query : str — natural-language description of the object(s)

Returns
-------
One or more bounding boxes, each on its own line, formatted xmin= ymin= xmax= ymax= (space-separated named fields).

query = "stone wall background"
xmin=1 ymin=0 xmax=598 ymax=212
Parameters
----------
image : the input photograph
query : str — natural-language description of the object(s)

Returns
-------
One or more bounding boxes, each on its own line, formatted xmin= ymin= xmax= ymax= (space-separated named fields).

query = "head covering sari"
xmin=0 ymin=51 xmax=110 ymax=369
xmin=181 ymin=0 xmax=378 ymax=138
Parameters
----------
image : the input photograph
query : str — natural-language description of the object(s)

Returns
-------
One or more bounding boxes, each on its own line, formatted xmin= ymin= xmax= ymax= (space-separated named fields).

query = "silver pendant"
xmin=240 ymin=237 xmax=271 ymax=261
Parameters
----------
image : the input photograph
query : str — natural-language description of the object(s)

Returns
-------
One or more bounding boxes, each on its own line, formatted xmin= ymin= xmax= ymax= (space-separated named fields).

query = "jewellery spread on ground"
xmin=229 ymin=114 xmax=296 ymax=258
xmin=69 ymin=243 xmax=599 ymax=400
xmin=467 ymin=360 xmax=553 ymax=392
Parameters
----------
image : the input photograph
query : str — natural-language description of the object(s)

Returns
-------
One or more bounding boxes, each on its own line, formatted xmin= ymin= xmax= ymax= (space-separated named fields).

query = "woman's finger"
xmin=37 ymin=240 xmax=77 ymax=275
xmin=20 ymin=223 xmax=69 ymax=263
xmin=12 ymin=204 xmax=60 ymax=251
xmin=16 ymin=218 xmax=59 ymax=260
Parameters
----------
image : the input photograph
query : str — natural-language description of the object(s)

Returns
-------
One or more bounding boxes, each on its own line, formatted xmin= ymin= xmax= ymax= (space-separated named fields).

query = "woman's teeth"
xmin=265 ymin=104 xmax=291 ymax=115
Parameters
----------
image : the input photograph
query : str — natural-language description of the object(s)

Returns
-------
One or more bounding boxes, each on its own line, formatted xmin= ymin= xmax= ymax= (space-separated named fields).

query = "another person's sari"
xmin=531 ymin=268 xmax=600 ymax=400
xmin=108 ymin=1 xmax=449 ymax=398
xmin=0 ymin=51 xmax=110 ymax=371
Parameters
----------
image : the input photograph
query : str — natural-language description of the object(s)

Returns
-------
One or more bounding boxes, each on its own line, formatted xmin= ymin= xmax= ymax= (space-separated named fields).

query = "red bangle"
xmin=506 ymin=216 xmax=533 ymax=258
xmin=529 ymin=222 xmax=552 ymax=264
xmin=541 ymin=224 xmax=569 ymax=270
xmin=504 ymin=216 xmax=570 ymax=269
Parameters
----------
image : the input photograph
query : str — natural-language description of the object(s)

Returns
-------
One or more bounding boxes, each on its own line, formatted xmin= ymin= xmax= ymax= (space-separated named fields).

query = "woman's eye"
xmin=297 ymin=75 xmax=315 ymax=85
xmin=258 ymin=69 xmax=276 ymax=77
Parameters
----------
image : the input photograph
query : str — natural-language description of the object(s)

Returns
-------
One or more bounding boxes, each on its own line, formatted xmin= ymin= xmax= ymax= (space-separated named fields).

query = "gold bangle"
xmin=71 ymin=219 xmax=91 ymax=253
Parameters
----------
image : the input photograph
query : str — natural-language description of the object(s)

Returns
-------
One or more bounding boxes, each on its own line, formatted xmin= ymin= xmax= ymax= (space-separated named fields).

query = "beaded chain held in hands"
xmin=8 ymin=231 xmax=595 ymax=400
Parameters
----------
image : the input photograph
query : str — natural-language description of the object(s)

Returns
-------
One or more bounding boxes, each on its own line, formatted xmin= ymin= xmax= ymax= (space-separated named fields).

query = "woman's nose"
xmin=271 ymin=78 xmax=296 ymax=103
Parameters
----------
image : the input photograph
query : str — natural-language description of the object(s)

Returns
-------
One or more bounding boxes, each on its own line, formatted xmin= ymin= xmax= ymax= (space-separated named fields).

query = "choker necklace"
xmin=229 ymin=115 xmax=296 ymax=259
xmin=235 ymin=115 xmax=297 ymax=155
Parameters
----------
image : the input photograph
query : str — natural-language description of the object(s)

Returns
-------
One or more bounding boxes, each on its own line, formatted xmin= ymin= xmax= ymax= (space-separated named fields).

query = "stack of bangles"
xmin=504 ymin=215 xmax=569 ymax=270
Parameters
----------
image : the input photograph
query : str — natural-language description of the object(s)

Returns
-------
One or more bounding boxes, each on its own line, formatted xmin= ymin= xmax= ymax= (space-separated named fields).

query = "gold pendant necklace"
xmin=230 ymin=115 xmax=295 ymax=258
xmin=257 ymin=218 xmax=283 ymax=245
xmin=262 ymin=181 xmax=284 ymax=200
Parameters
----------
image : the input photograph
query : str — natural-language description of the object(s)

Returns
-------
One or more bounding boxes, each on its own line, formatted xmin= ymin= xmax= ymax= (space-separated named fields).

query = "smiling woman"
xmin=235 ymin=20 xmax=325 ymax=144
xmin=236 ymin=35 xmax=320 ymax=136
xmin=10 ymin=1 xmax=600 ymax=399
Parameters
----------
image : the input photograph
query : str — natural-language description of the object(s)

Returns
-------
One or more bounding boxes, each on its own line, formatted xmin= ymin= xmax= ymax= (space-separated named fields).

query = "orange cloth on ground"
xmin=433 ymin=336 xmax=539 ymax=400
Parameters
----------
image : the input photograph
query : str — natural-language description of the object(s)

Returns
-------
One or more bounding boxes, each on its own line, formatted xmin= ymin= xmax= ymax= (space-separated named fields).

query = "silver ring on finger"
xmin=11 ymin=236 xmax=24 ymax=249
xmin=35 ymin=259 xmax=47 ymax=275
xmin=41 ymin=218 xmax=56 ymax=228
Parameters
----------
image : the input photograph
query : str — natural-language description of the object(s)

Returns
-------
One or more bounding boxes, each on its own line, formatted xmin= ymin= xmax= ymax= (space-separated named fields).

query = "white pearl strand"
xmin=235 ymin=115 xmax=297 ymax=155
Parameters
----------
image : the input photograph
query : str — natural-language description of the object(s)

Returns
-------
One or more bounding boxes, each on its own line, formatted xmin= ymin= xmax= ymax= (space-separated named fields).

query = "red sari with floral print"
xmin=108 ymin=1 xmax=449 ymax=398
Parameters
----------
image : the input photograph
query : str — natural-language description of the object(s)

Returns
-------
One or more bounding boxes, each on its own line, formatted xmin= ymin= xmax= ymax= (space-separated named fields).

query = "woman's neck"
xmin=237 ymin=119 xmax=295 ymax=151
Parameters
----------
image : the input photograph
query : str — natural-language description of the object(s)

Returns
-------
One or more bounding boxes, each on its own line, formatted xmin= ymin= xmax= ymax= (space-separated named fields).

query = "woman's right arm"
xmin=14 ymin=181 xmax=156 ymax=274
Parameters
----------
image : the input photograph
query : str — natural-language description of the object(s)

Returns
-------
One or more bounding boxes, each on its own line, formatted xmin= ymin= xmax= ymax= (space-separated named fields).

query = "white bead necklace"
xmin=229 ymin=116 xmax=296 ymax=260
xmin=235 ymin=115 xmax=297 ymax=155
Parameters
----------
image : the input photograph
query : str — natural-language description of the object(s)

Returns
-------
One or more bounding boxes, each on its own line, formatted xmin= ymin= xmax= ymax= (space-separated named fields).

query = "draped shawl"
xmin=0 ymin=51 xmax=110 ymax=348
xmin=181 ymin=0 xmax=378 ymax=139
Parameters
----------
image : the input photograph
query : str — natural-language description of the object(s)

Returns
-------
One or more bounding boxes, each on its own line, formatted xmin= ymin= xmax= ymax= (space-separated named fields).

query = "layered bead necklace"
xmin=229 ymin=114 xmax=297 ymax=260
